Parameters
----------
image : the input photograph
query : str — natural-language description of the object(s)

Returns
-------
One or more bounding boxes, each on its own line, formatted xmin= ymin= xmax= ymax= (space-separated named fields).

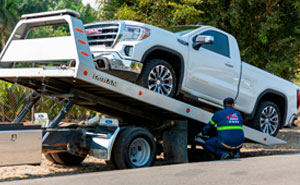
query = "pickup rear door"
xmin=185 ymin=29 xmax=241 ymax=104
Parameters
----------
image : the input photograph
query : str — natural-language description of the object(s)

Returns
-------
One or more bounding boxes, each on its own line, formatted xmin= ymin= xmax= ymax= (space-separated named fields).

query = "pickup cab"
xmin=84 ymin=20 xmax=300 ymax=136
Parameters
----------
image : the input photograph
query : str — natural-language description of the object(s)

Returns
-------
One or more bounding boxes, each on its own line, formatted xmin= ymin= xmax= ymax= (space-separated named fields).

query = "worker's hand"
xmin=197 ymin=132 xmax=204 ymax=137
xmin=197 ymin=132 xmax=210 ymax=139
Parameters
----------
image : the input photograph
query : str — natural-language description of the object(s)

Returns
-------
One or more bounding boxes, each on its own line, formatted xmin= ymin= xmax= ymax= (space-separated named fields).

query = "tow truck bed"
xmin=2 ymin=76 xmax=189 ymax=123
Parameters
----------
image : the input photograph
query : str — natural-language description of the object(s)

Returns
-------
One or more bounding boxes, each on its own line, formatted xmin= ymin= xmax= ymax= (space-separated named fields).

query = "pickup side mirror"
xmin=193 ymin=35 xmax=214 ymax=50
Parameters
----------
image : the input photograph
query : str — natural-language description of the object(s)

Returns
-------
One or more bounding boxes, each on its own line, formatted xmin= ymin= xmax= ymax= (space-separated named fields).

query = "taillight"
xmin=297 ymin=90 xmax=300 ymax=109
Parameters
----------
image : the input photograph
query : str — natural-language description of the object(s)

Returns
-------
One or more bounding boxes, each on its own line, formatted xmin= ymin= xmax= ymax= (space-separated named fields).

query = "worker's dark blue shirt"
xmin=202 ymin=107 xmax=244 ymax=147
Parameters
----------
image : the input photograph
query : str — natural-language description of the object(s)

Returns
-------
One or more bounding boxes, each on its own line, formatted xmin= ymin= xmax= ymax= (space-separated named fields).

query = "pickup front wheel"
xmin=138 ymin=59 xmax=177 ymax=97
xmin=252 ymin=101 xmax=281 ymax=136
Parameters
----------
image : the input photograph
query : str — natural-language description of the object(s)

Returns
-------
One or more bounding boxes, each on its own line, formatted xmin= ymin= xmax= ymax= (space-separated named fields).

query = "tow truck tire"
xmin=138 ymin=59 xmax=177 ymax=97
xmin=105 ymin=127 xmax=130 ymax=170
xmin=49 ymin=152 xmax=86 ymax=166
xmin=112 ymin=127 xmax=156 ymax=169
xmin=105 ymin=160 xmax=117 ymax=170
xmin=252 ymin=101 xmax=281 ymax=136
xmin=44 ymin=153 xmax=56 ymax=163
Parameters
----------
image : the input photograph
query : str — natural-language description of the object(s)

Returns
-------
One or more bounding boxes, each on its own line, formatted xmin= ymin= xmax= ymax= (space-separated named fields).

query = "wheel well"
xmin=257 ymin=92 xmax=286 ymax=124
xmin=142 ymin=48 xmax=183 ymax=95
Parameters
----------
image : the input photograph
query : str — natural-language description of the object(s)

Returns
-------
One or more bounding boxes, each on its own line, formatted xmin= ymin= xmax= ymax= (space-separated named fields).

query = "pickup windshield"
xmin=167 ymin=25 xmax=200 ymax=36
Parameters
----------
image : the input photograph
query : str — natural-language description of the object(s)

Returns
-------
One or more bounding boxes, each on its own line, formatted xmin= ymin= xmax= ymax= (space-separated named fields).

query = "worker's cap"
xmin=223 ymin=97 xmax=234 ymax=106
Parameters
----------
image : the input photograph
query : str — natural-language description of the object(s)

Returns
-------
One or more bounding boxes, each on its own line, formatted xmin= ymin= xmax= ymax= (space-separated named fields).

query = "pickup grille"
xmin=84 ymin=23 xmax=119 ymax=47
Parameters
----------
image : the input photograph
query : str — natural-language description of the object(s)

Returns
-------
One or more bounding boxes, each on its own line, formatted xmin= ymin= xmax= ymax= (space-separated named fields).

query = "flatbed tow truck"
xmin=0 ymin=10 xmax=286 ymax=169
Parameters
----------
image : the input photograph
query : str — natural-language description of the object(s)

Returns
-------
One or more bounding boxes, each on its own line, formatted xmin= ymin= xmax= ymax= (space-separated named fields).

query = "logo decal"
xmin=92 ymin=74 xmax=117 ymax=87
xmin=85 ymin=28 xmax=102 ymax=35
xmin=38 ymin=114 xmax=44 ymax=118
xmin=105 ymin=120 xmax=113 ymax=124
xmin=227 ymin=113 xmax=240 ymax=124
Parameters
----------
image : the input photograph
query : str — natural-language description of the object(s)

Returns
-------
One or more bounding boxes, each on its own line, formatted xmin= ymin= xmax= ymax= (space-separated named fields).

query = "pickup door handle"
xmin=225 ymin=62 xmax=234 ymax=68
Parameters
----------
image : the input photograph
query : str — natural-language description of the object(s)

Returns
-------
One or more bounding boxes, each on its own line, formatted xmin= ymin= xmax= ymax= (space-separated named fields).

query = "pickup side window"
xmin=198 ymin=30 xmax=230 ymax=58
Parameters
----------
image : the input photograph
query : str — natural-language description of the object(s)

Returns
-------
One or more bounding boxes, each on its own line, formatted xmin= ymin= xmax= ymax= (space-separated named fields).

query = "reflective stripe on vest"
xmin=210 ymin=119 xmax=216 ymax=125
xmin=217 ymin=125 xmax=243 ymax=131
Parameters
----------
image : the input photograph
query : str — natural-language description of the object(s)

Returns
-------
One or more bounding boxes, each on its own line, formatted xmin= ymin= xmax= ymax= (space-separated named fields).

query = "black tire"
xmin=49 ymin=152 xmax=86 ymax=166
xmin=44 ymin=153 xmax=56 ymax=163
xmin=105 ymin=160 xmax=117 ymax=170
xmin=105 ymin=127 xmax=130 ymax=170
xmin=44 ymin=123 xmax=86 ymax=166
xmin=111 ymin=127 xmax=156 ymax=169
xmin=138 ymin=59 xmax=177 ymax=97
xmin=252 ymin=101 xmax=281 ymax=136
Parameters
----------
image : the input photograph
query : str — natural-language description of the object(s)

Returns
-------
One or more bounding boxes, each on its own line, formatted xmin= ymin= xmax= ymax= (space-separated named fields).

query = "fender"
xmin=246 ymin=89 xmax=288 ymax=125
xmin=141 ymin=45 xmax=185 ymax=96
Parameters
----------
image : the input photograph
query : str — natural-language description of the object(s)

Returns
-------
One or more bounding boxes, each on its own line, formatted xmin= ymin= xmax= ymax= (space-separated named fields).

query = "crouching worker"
xmin=202 ymin=97 xmax=245 ymax=160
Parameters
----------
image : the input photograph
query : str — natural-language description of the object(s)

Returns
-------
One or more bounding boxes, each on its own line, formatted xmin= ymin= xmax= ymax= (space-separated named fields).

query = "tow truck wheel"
xmin=105 ymin=127 xmax=130 ymax=170
xmin=46 ymin=152 xmax=86 ymax=166
xmin=111 ymin=127 xmax=156 ymax=169
xmin=44 ymin=153 xmax=56 ymax=163
xmin=138 ymin=59 xmax=177 ymax=97
xmin=252 ymin=101 xmax=281 ymax=136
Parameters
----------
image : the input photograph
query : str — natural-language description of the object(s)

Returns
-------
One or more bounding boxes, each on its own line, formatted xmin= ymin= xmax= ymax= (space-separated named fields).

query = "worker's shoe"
xmin=220 ymin=152 xmax=234 ymax=160
xmin=233 ymin=152 xmax=240 ymax=159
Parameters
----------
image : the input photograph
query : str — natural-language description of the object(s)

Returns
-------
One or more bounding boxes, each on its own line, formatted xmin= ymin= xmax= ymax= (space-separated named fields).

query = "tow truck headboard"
xmin=0 ymin=9 xmax=94 ymax=72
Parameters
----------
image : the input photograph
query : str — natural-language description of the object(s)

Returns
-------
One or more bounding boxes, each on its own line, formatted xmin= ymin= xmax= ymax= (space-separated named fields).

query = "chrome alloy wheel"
xmin=259 ymin=105 xmax=279 ymax=135
xmin=129 ymin=138 xmax=151 ymax=167
xmin=148 ymin=65 xmax=173 ymax=96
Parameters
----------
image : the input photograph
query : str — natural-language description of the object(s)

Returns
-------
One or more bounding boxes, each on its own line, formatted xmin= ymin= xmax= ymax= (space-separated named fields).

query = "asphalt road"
xmin=3 ymin=153 xmax=300 ymax=185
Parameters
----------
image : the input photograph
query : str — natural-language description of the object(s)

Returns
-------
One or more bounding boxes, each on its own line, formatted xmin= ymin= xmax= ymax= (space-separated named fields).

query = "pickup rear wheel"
xmin=252 ymin=101 xmax=281 ymax=136
xmin=138 ymin=59 xmax=176 ymax=97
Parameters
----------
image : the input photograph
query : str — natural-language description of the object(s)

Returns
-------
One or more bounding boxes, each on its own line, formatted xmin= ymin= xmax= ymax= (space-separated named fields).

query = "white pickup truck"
xmin=84 ymin=20 xmax=299 ymax=136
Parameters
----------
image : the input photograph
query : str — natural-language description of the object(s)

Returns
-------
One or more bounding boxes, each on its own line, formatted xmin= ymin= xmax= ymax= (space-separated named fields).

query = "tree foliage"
xmin=100 ymin=0 xmax=203 ymax=27
xmin=101 ymin=0 xmax=300 ymax=80
xmin=0 ymin=0 xmax=18 ymax=49
xmin=198 ymin=0 xmax=300 ymax=80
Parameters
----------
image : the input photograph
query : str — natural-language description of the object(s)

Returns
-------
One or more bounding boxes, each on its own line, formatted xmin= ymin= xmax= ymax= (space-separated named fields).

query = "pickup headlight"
xmin=121 ymin=26 xmax=150 ymax=41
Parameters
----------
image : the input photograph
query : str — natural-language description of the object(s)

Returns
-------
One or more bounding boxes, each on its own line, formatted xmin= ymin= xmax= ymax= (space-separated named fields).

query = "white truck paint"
xmin=85 ymin=20 xmax=299 ymax=136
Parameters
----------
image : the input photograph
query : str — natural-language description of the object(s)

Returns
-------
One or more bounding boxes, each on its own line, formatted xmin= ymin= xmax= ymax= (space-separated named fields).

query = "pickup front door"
xmin=185 ymin=29 xmax=240 ymax=105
